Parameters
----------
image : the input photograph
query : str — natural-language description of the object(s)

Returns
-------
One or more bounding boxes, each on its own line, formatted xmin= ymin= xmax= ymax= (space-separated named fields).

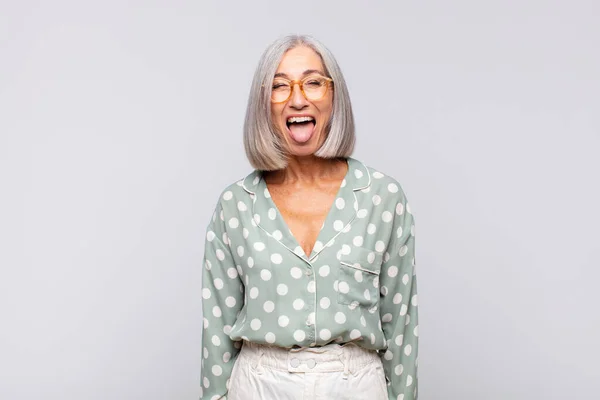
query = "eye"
xmin=272 ymin=81 xmax=289 ymax=90
xmin=304 ymin=79 xmax=324 ymax=88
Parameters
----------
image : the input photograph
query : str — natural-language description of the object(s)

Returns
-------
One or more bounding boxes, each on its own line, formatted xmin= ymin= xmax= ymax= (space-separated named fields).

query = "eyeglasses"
xmin=269 ymin=74 xmax=333 ymax=103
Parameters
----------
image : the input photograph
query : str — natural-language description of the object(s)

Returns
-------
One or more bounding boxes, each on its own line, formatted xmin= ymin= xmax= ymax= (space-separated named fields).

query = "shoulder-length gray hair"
xmin=243 ymin=35 xmax=355 ymax=171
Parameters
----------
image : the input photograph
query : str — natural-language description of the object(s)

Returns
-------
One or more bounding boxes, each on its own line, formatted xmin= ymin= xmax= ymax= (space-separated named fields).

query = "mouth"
xmin=285 ymin=116 xmax=316 ymax=144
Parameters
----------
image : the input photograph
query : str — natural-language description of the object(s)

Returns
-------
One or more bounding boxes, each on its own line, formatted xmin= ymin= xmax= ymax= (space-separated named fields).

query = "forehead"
xmin=276 ymin=46 xmax=325 ymax=77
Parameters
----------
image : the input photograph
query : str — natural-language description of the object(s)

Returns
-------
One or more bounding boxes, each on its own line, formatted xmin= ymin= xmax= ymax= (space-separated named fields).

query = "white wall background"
xmin=1 ymin=1 xmax=599 ymax=399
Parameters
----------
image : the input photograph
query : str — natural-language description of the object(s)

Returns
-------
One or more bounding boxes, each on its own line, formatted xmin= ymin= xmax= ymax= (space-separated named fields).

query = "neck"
xmin=265 ymin=155 xmax=347 ymax=184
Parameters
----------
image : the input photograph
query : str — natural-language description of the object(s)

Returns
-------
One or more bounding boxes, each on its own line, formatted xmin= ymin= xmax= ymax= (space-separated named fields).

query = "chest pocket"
xmin=337 ymin=247 xmax=383 ymax=308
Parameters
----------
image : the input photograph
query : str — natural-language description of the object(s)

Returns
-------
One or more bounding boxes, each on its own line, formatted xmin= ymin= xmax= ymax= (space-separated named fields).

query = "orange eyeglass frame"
xmin=266 ymin=75 xmax=334 ymax=103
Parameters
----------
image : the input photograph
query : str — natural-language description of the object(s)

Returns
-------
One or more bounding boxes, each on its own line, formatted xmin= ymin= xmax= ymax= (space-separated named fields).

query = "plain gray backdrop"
xmin=1 ymin=1 xmax=599 ymax=399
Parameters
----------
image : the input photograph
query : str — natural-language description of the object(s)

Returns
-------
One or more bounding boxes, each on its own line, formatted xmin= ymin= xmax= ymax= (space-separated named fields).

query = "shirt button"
xmin=305 ymin=269 xmax=312 ymax=276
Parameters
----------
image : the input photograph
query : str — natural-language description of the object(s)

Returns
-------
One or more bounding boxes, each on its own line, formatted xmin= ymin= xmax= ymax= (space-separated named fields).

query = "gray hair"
xmin=243 ymin=34 xmax=355 ymax=171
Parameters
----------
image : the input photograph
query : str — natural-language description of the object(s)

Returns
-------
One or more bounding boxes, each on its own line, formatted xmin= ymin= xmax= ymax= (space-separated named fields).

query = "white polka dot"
xmin=380 ymin=285 xmax=388 ymax=296
xmin=360 ymin=315 xmax=367 ymax=326
xmin=290 ymin=267 xmax=303 ymax=279
xmin=253 ymin=214 xmax=260 ymax=224
xmin=228 ymin=218 xmax=239 ymax=228
xmin=387 ymin=266 xmax=399 ymax=277
xmin=227 ymin=268 xmax=238 ymax=279
xmin=333 ymin=220 xmax=344 ymax=231
xmin=354 ymin=169 xmax=363 ymax=179
xmin=203 ymin=376 xmax=210 ymax=388
xmin=260 ymin=269 xmax=272 ymax=281
xmin=277 ymin=284 xmax=288 ymax=295
xmin=247 ymin=257 xmax=254 ymax=268
xmin=243 ymin=228 xmax=249 ymax=238
xmin=335 ymin=198 xmax=345 ymax=209
xmin=263 ymin=301 xmax=275 ymax=313
xmin=349 ymin=329 xmax=362 ymax=339
xmin=253 ymin=242 xmax=265 ymax=251
xmin=338 ymin=281 xmax=349 ymax=294
xmin=319 ymin=265 xmax=330 ymax=277
xmin=268 ymin=208 xmax=276 ymax=220
xmin=384 ymin=350 xmax=393 ymax=361
xmin=237 ymin=201 xmax=247 ymax=211
xmin=406 ymin=203 xmax=412 ymax=214
xmin=273 ymin=230 xmax=283 ymax=240
xmin=399 ymin=245 xmax=408 ymax=257
xmin=395 ymin=334 xmax=404 ymax=347
xmin=204 ymin=260 xmax=212 ymax=270
xmin=249 ymin=287 xmax=259 ymax=299
xmin=406 ymin=375 xmax=413 ymax=386
xmin=223 ymin=325 xmax=231 ymax=335
xmin=250 ymin=319 xmax=262 ymax=331
xmin=357 ymin=209 xmax=368 ymax=218
xmin=211 ymin=335 xmax=221 ymax=346
xmin=394 ymin=364 xmax=404 ymax=376
xmin=202 ymin=288 xmax=211 ymax=299
xmin=222 ymin=233 xmax=229 ymax=245
xmin=364 ymin=289 xmax=371 ymax=300
xmin=263 ymin=188 xmax=271 ymax=198
xmin=271 ymin=253 xmax=283 ymax=264
xmin=382 ymin=313 xmax=393 ymax=323
xmin=388 ymin=183 xmax=398 ymax=193
xmin=400 ymin=304 xmax=408 ymax=316
xmin=225 ymin=296 xmax=236 ymax=308
xmin=373 ymin=171 xmax=384 ymax=179
xmin=334 ymin=312 xmax=346 ymax=324
xmin=393 ymin=293 xmax=403 ymax=304
xmin=265 ymin=332 xmax=276 ymax=343
xmin=213 ymin=279 xmax=223 ymax=290
xmin=320 ymin=297 xmax=331 ymax=309
xmin=372 ymin=195 xmax=381 ymax=205
xmin=307 ymin=280 xmax=316 ymax=293
xmin=319 ymin=329 xmax=332 ymax=341
xmin=206 ymin=231 xmax=216 ymax=242
xmin=382 ymin=211 xmax=392 ymax=223
xmin=396 ymin=203 xmax=404 ymax=215
xmin=339 ymin=245 xmax=350 ymax=256
xmin=293 ymin=330 xmax=306 ymax=341
xmin=367 ymin=224 xmax=376 ymax=234
xmin=212 ymin=306 xmax=222 ymax=317
xmin=222 ymin=191 xmax=233 ymax=200
xmin=402 ymin=274 xmax=409 ymax=285
xmin=352 ymin=236 xmax=364 ymax=247
xmin=203 ymin=318 xmax=209 ymax=329
xmin=216 ymin=249 xmax=225 ymax=261
xmin=414 ymin=325 xmax=419 ymax=336
xmin=278 ymin=315 xmax=290 ymax=327
xmin=411 ymin=295 xmax=418 ymax=306
xmin=375 ymin=241 xmax=385 ymax=252
xmin=223 ymin=352 xmax=231 ymax=362
xmin=293 ymin=299 xmax=305 ymax=310
xmin=354 ymin=270 xmax=363 ymax=282
xmin=366 ymin=252 xmax=375 ymax=264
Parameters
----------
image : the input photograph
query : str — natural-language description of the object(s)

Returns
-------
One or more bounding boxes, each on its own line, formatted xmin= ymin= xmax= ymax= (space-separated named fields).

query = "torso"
xmin=264 ymin=161 xmax=347 ymax=256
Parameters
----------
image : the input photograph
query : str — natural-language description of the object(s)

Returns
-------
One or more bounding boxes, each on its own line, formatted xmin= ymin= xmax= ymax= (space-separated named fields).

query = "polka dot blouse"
xmin=200 ymin=157 xmax=418 ymax=400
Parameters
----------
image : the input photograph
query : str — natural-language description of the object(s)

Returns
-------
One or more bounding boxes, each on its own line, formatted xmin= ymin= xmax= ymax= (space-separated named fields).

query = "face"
xmin=270 ymin=46 xmax=333 ymax=157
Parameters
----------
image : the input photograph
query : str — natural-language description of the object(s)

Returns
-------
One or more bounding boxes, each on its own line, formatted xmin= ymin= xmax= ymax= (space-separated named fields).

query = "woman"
xmin=200 ymin=35 xmax=418 ymax=400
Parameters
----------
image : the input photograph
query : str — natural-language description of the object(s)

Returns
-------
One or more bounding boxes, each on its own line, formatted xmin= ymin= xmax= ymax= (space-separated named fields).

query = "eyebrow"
xmin=274 ymin=69 xmax=326 ymax=79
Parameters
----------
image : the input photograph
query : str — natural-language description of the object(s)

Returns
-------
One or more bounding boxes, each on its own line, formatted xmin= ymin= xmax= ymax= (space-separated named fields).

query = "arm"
xmin=200 ymin=200 xmax=244 ymax=399
xmin=379 ymin=198 xmax=419 ymax=399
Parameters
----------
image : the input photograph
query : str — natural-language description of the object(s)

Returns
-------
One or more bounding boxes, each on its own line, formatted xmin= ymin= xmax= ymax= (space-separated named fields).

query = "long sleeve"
xmin=378 ymin=198 xmax=418 ymax=400
xmin=200 ymin=200 xmax=244 ymax=400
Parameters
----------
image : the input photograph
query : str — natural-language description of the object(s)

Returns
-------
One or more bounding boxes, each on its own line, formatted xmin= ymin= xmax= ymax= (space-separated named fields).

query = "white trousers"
xmin=227 ymin=340 xmax=389 ymax=400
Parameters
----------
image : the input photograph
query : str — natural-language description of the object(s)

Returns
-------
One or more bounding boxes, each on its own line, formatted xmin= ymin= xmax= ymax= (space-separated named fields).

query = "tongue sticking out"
xmin=288 ymin=122 xmax=315 ymax=143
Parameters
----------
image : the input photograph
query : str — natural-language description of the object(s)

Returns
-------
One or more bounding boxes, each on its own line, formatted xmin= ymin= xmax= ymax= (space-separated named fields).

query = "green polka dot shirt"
xmin=200 ymin=157 xmax=418 ymax=399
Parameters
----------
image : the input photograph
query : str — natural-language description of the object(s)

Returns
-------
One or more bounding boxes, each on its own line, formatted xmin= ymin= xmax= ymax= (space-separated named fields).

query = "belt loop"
xmin=256 ymin=351 xmax=265 ymax=375
xmin=341 ymin=349 xmax=350 ymax=380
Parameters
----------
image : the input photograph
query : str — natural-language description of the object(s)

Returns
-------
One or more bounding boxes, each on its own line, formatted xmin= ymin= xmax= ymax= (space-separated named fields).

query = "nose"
xmin=289 ymin=82 xmax=308 ymax=109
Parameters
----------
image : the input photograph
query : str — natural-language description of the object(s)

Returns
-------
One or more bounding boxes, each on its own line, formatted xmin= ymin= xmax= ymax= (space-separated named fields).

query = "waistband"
xmin=237 ymin=340 xmax=381 ymax=376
